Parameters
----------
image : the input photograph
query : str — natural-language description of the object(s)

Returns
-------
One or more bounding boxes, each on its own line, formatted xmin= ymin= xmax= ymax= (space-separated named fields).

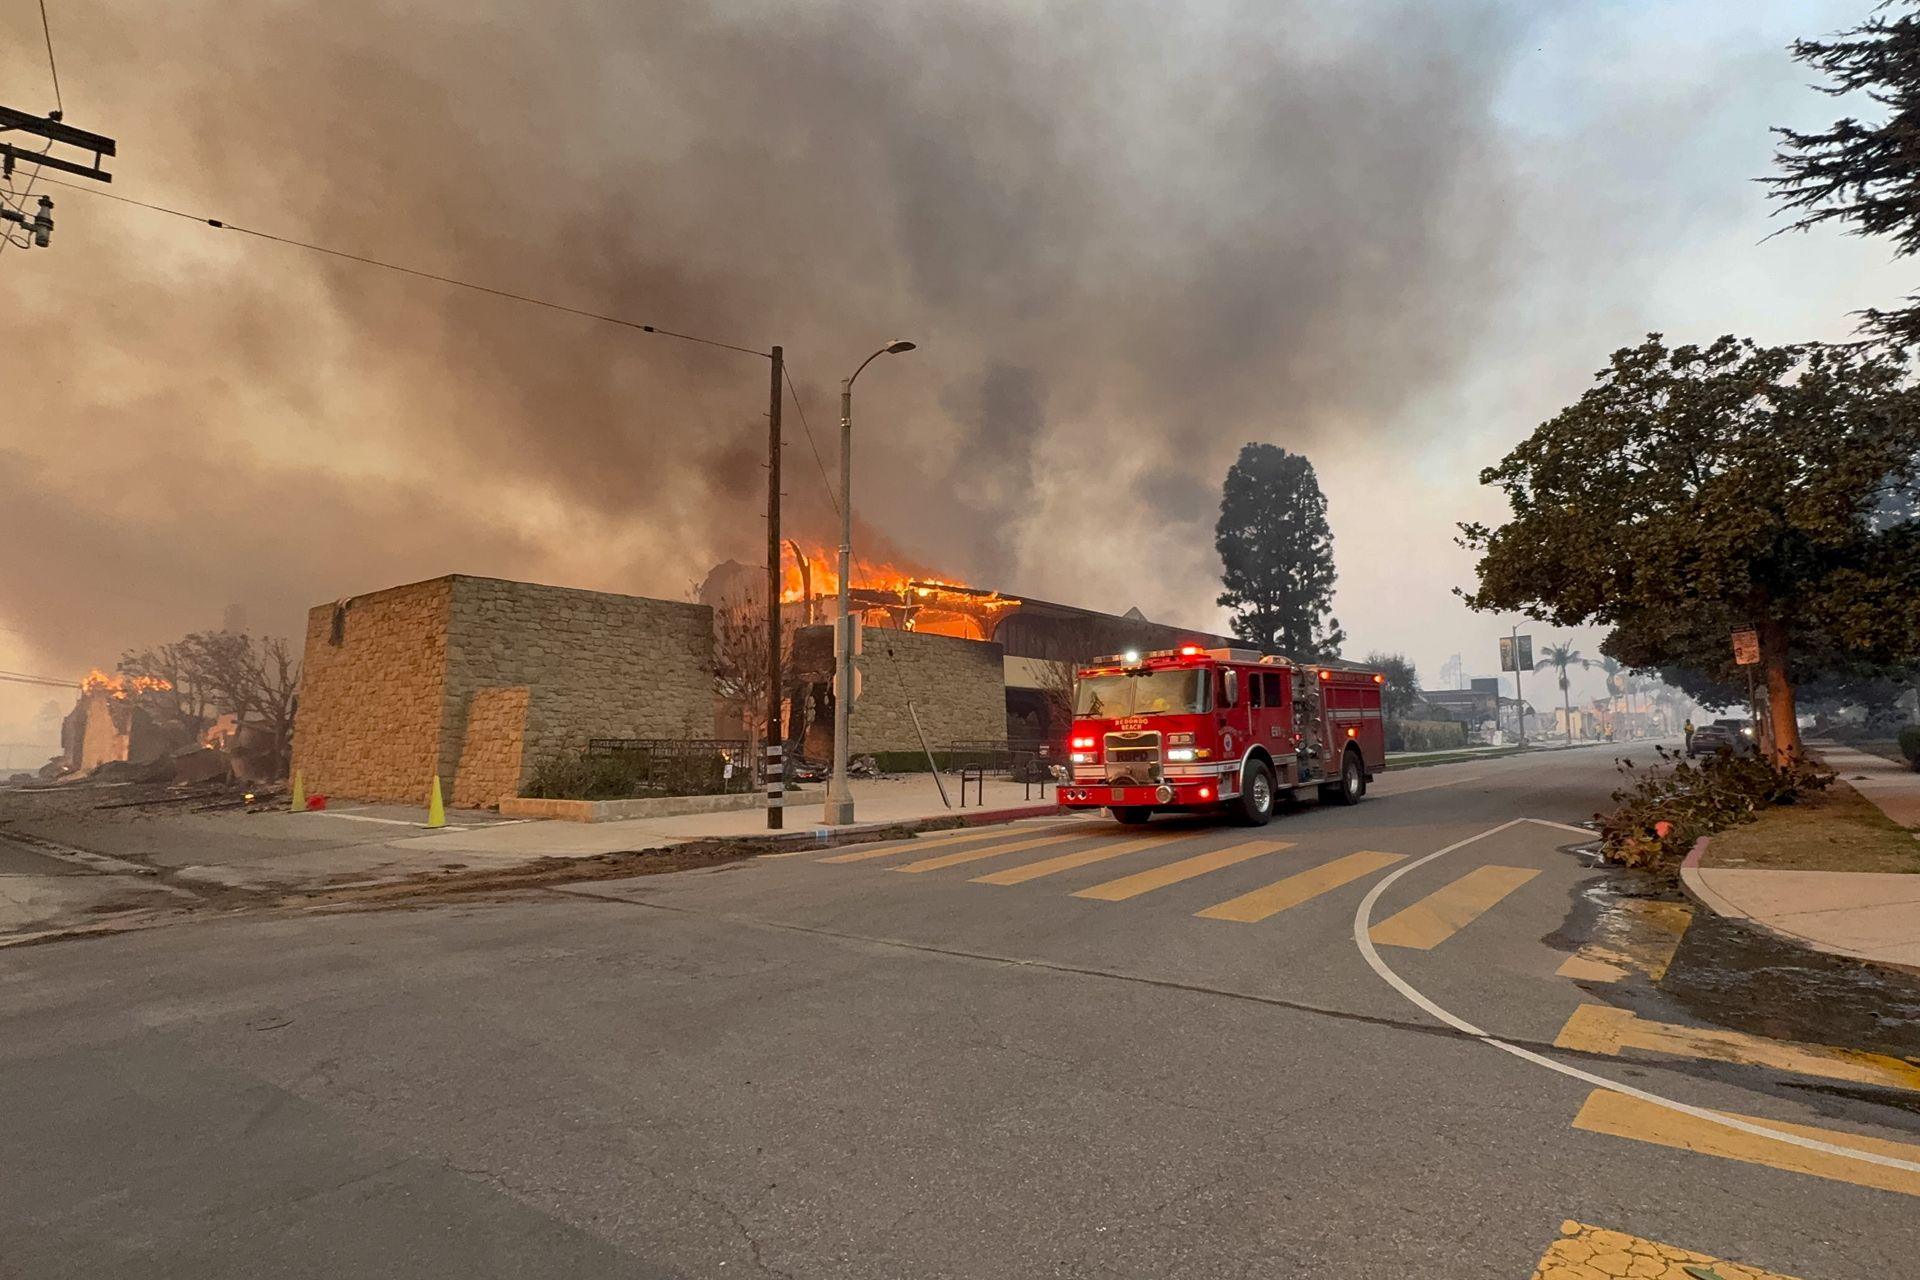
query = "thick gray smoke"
xmin=0 ymin=0 xmax=1524 ymax=677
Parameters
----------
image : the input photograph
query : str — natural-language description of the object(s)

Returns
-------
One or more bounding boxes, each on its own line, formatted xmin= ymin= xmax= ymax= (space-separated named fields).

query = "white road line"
xmin=308 ymin=812 xmax=427 ymax=827
xmin=1351 ymin=817 xmax=1920 ymax=1177
xmin=1376 ymin=773 xmax=1488 ymax=797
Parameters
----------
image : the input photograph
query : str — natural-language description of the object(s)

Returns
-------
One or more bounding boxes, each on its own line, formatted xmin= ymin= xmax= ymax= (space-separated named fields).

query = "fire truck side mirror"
xmin=1221 ymin=670 xmax=1239 ymax=708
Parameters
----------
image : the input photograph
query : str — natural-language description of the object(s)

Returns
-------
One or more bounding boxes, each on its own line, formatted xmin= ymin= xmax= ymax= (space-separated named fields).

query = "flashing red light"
xmin=1070 ymin=735 xmax=1096 ymax=749
xmin=1372 ymin=673 xmax=1385 ymax=684
xmin=1319 ymin=669 xmax=1332 ymax=681
xmin=1347 ymin=727 xmax=1358 ymax=738
xmin=1180 ymin=645 xmax=1202 ymax=656
xmin=1198 ymin=787 xmax=1212 ymax=799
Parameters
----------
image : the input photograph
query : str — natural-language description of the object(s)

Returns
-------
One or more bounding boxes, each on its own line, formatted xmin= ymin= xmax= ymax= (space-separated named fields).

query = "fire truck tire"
xmin=1233 ymin=760 xmax=1276 ymax=826
xmin=1332 ymin=747 xmax=1365 ymax=806
xmin=1111 ymin=806 xmax=1153 ymax=826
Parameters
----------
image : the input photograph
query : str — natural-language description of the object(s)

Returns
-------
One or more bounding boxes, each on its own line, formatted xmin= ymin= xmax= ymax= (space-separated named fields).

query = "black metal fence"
xmin=566 ymin=737 xmax=756 ymax=797
xmin=940 ymin=738 xmax=1063 ymax=782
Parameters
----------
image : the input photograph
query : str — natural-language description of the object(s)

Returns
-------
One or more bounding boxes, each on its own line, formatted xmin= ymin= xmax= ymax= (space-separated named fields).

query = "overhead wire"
xmin=36 ymin=0 xmax=62 ymax=116
xmin=783 ymin=362 xmax=839 ymax=517
xmin=25 ymin=172 xmax=850 ymax=515
xmin=0 ymin=669 xmax=80 ymax=689
xmin=27 ymin=173 xmax=768 ymax=357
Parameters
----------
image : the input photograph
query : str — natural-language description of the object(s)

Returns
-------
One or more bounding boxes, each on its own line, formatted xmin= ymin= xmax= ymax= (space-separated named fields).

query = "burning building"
xmin=704 ymin=550 xmax=1239 ymax=761
xmin=60 ymin=670 xmax=183 ymax=771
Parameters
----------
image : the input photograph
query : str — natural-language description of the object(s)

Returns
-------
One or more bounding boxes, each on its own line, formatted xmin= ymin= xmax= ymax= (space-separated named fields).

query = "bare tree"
xmin=712 ymin=594 xmax=789 ymax=754
xmin=119 ymin=631 xmax=301 ymax=777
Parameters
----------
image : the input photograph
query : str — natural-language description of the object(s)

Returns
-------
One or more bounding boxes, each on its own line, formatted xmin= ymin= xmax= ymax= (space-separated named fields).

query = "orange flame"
xmin=778 ymin=546 xmax=1019 ymax=640
xmin=82 ymin=669 xmax=173 ymax=700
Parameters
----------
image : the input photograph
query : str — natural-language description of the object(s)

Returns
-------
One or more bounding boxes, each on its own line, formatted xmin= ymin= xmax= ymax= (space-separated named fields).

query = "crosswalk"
xmin=813 ymin=823 xmax=1542 ymax=947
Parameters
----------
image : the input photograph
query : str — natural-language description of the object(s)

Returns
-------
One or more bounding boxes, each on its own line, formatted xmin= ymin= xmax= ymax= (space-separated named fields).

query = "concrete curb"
xmin=1677 ymin=834 xmax=1920 ymax=974
xmin=499 ymin=792 xmax=763 ymax=823
xmin=791 ymin=800 xmax=1064 ymax=846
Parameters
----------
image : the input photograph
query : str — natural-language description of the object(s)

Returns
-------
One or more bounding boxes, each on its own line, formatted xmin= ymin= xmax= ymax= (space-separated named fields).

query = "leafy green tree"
xmin=1767 ymin=2 xmax=1920 ymax=345
xmin=1536 ymin=641 xmax=1587 ymax=744
xmin=1460 ymin=335 xmax=1920 ymax=764
xmin=1361 ymin=651 xmax=1420 ymax=740
xmin=1216 ymin=443 xmax=1345 ymax=659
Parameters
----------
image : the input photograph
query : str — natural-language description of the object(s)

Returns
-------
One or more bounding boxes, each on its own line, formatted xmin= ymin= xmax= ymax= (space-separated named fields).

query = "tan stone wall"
xmin=451 ymin=685 xmax=529 ymax=808
xmin=443 ymin=577 xmax=714 ymax=796
xmin=289 ymin=577 xmax=453 ymax=804
xmin=849 ymin=630 xmax=1007 ymax=754
xmin=291 ymin=575 xmax=713 ymax=806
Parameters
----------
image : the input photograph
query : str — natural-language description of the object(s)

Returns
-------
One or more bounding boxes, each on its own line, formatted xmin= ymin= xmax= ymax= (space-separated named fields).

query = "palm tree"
xmin=1537 ymin=641 xmax=1587 ymax=745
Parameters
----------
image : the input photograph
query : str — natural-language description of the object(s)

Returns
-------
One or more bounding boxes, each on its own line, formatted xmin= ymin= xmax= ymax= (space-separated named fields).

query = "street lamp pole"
xmin=823 ymin=339 xmax=917 ymax=826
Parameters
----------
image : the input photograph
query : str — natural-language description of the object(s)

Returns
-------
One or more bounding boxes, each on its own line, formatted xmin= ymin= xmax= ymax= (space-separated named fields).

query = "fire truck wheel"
xmin=1111 ymin=806 xmax=1152 ymax=826
xmin=1333 ymin=748 xmax=1365 ymax=806
xmin=1233 ymin=760 xmax=1275 ymax=826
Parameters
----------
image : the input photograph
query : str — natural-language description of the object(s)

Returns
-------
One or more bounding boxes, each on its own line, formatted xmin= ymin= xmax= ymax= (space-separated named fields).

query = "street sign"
xmin=1499 ymin=634 xmax=1533 ymax=672
xmin=1731 ymin=628 xmax=1760 ymax=666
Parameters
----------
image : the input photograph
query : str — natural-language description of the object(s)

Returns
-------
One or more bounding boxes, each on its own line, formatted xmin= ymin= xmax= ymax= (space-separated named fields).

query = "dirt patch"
xmin=1703 ymin=780 xmax=1920 ymax=874
xmin=279 ymin=823 xmax=931 ymax=910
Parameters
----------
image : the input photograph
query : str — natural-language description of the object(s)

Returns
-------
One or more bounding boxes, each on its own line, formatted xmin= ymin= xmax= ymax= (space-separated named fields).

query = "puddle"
xmin=1655 ymin=907 xmax=1920 ymax=1059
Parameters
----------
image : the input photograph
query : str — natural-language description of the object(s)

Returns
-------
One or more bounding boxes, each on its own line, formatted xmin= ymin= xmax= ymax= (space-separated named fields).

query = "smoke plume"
xmin=0 ymin=0 xmax=1524 ymax=688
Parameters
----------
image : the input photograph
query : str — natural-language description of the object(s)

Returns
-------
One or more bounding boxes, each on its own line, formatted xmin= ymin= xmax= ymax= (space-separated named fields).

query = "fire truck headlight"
xmin=1070 ymin=751 xmax=1093 ymax=764
xmin=1166 ymin=747 xmax=1197 ymax=762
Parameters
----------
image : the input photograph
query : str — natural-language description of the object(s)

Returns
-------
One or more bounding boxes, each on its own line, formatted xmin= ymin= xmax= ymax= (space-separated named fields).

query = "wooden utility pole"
xmin=764 ymin=346 xmax=785 ymax=829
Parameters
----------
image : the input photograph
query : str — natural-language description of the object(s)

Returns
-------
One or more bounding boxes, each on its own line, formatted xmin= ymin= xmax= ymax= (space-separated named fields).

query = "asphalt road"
xmin=4 ymin=745 xmax=1918 ymax=1278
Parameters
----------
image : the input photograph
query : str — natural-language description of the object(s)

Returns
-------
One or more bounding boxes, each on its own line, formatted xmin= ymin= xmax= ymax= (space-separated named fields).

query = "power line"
xmin=36 ymin=0 xmax=62 ymax=116
xmin=0 ymin=138 xmax=52 ymax=254
xmin=34 ymin=171 xmax=849 ymax=516
xmin=0 ymin=669 xmax=79 ymax=689
xmin=31 ymin=173 xmax=768 ymax=358
xmin=782 ymin=362 xmax=839 ymax=517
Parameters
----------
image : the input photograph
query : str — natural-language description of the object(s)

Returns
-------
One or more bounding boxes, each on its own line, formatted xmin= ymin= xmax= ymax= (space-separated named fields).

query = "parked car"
xmin=1689 ymin=718 xmax=1757 ymax=756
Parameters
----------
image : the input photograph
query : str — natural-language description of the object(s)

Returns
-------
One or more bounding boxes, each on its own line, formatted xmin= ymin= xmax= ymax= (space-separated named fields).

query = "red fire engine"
xmin=1058 ymin=646 xmax=1387 ymax=825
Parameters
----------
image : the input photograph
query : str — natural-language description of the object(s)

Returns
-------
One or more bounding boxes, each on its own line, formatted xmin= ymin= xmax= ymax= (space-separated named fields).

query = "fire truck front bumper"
xmin=1058 ymin=779 xmax=1225 ymax=810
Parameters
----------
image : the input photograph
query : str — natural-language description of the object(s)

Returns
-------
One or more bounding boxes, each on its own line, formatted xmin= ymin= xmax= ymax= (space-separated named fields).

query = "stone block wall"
xmin=451 ymin=685 xmax=530 ymax=808
xmin=440 ymin=577 xmax=714 ymax=795
xmin=289 ymin=577 xmax=453 ymax=804
xmin=291 ymin=574 xmax=714 ymax=806
xmin=849 ymin=629 xmax=1007 ymax=754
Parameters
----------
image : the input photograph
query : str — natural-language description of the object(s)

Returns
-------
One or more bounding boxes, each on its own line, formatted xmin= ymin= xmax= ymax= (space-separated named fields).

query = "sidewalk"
xmin=1680 ymin=738 xmax=1920 ymax=969
xmin=126 ymin=774 xmax=1060 ymax=896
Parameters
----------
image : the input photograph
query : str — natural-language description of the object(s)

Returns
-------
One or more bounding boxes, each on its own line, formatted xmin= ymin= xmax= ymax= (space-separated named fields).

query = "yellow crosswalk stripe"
xmin=818 ymin=823 xmax=1071 ymax=864
xmin=893 ymin=832 xmax=1084 ymax=874
xmin=1571 ymin=1087 xmax=1920 ymax=1199
xmin=1073 ymin=841 xmax=1294 ymax=902
xmin=1556 ymin=899 xmax=1692 ymax=983
xmin=1196 ymin=850 xmax=1406 ymax=923
xmin=1368 ymin=864 xmax=1540 ymax=949
xmin=1531 ymin=1219 xmax=1802 ymax=1280
xmin=1555 ymin=1003 xmax=1920 ymax=1092
xmin=971 ymin=834 xmax=1189 ymax=885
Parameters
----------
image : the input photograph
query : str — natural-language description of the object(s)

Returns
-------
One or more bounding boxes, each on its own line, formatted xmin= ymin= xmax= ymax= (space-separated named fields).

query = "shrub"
xmin=521 ymin=747 xmax=748 ymax=800
xmin=1599 ymin=748 xmax=1835 ymax=868
xmin=1900 ymin=727 xmax=1920 ymax=769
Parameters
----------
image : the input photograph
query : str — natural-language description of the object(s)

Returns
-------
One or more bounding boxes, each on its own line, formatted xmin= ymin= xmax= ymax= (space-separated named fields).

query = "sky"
xmin=0 ymin=0 xmax=1906 ymax=756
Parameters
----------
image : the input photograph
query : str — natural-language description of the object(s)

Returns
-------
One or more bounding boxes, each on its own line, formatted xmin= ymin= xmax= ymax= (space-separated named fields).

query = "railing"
xmin=583 ymin=738 xmax=756 ymax=796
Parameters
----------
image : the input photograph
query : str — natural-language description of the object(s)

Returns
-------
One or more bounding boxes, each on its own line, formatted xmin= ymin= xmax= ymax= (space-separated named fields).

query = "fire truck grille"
xmin=1103 ymin=731 xmax=1162 ymax=785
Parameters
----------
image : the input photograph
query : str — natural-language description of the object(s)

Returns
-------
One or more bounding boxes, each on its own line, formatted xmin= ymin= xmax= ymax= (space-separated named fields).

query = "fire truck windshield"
xmin=1074 ymin=669 xmax=1209 ymax=718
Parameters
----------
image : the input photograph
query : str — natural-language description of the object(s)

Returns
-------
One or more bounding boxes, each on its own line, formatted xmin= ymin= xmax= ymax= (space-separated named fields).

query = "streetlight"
xmin=823 ymin=338 xmax=918 ymax=825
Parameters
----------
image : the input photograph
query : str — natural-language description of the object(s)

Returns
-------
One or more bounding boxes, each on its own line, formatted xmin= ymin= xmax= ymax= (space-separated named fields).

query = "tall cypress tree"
xmin=1214 ymin=443 xmax=1345 ymax=659
xmin=1767 ymin=2 xmax=1920 ymax=344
